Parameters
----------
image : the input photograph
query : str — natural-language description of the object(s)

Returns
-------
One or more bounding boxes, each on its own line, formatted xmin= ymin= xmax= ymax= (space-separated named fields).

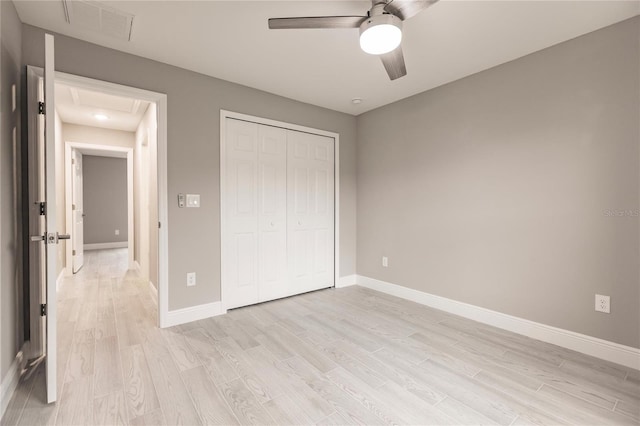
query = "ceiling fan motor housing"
xmin=359 ymin=13 xmax=403 ymax=55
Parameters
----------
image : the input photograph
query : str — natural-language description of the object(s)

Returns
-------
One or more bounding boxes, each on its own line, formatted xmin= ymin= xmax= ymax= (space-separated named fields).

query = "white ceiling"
xmin=55 ymin=82 xmax=149 ymax=131
xmin=16 ymin=1 xmax=639 ymax=115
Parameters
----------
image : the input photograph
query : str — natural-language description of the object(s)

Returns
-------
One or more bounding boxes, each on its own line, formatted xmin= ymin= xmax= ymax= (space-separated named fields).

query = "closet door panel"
xmin=224 ymin=119 xmax=259 ymax=309
xmin=257 ymin=125 xmax=288 ymax=302
xmin=287 ymin=130 xmax=334 ymax=293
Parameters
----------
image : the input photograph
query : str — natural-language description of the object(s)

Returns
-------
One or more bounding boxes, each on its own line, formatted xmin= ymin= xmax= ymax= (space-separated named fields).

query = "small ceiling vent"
xmin=62 ymin=0 xmax=134 ymax=41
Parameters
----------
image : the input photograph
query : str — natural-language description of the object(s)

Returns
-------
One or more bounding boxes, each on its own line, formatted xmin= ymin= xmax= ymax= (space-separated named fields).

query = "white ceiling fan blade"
xmin=380 ymin=45 xmax=407 ymax=80
xmin=384 ymin=0 xmax=439 ymax=20
xmin=268 ymin=16 xmax=367 ymax=29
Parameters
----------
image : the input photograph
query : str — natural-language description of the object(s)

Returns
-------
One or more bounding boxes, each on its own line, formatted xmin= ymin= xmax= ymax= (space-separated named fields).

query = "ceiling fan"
xmin=268 ymin=0 xmax=439 ymax=81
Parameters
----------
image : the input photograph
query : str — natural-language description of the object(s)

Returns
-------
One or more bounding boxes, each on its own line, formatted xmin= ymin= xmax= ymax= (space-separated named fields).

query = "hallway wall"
xmin=1 ymin=0 xmax=23 ymax=381
xmin=83 ymin=155 xmax=128 ymax=245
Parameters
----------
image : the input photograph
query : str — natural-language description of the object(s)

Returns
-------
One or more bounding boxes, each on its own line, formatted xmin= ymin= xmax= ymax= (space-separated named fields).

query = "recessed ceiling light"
xmin=94 ymin=113 xmax=109 ymax=121
xmin=352 ymin=98 xmax=363 ymax=105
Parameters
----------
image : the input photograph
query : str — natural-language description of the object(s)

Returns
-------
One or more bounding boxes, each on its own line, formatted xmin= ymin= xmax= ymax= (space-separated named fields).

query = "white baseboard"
xmin=163 ymin=302 xmax=226 ymax=328
xmin=148 ymin=281 xmax=158 ymax=305
xmin=336 ymin=274 xmax=357 ymax=288
xmin=355 ymin=275 xmax=640 ymax=370
xmin=84 ymin=242 xmax=128 ymax=250
xmin=56 ymin=268 xmax=65 ymax=292
xmin=1 ymin=346 xmax=26 ymax=420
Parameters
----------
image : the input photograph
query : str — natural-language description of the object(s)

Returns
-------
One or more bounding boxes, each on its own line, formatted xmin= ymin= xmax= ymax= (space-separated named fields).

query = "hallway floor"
xmin=2 ymin=249 xmax=639 ymax=425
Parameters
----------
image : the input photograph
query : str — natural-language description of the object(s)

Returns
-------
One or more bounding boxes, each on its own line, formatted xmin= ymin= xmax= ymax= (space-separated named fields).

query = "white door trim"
xmin=64 ymin=142 xmax=134 ymax=273
xmin=219 ymin=110 xmax=340 ymax=310
xmin=52 ymin=70 xmax=169 ymax=329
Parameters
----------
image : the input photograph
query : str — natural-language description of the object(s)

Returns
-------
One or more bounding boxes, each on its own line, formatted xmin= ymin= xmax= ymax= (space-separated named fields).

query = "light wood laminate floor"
xmin=2 ymin=249 xmax=639 ymax=425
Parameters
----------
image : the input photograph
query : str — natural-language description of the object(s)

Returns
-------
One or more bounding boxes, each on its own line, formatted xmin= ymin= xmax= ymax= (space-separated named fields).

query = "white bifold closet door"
xmin=224 ymin=118 xmax=334 ymax=310
xmin=287 ymin=130 xmax=335 ymax=294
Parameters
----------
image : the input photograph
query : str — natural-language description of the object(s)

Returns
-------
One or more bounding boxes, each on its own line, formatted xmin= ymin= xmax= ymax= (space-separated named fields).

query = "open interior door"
xmin=28 ymin=34 xmax=65 ymax=404
xmin=72 ymin=149 xmax=84 ymax=273
xmin=43 ymin=32 xmax=64 ymax=405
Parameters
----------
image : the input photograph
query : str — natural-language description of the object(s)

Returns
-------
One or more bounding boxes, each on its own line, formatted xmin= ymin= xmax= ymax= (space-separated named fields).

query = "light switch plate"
xmin=186 ymin=194 xmax=200 ymax=208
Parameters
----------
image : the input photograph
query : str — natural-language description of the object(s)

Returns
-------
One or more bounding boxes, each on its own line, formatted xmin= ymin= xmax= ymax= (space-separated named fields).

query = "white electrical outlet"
xmin=187 ymin=272 xmax=196 ymax=287
xmin=115 ymin=229 xmax=120 ymax=235
xmin=382 ymin=256 xmax=389 ymax=268
xmin=595 ymin=294 xmax=610 ymax=313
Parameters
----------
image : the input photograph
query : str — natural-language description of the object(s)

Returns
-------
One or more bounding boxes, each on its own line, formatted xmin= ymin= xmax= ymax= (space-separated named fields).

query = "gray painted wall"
xmin=22 ymin=24 xmax=357 ymax=311
xmin=356 ymin=17 xmax=640 ymax=348
xmin=1 ymin=0 xmax=23 ymax=378
xmin=83 ymin=155 xmax=128 ymax=245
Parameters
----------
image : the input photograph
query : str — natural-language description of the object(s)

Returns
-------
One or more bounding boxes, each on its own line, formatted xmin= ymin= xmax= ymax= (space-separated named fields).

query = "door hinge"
xmin=158 ymin=222 xmax=161 ymax=229
xmin=39 ymin=202 xmax=46 ymax=216
xmin=72 ymin=204 xmax=76 ymax=210
xmin=38 ymin=102 xmax=45 ymax=115
xmin=40 ymin=304 xmax=47 ymax=316
xmin=71 ymin=158 xmax=75 ymax=165
xmin=72 ymin=249 xmax=76 ymax=256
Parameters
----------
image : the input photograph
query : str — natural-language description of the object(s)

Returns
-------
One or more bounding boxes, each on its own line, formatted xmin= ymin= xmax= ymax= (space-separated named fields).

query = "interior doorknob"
xmin=58 ymin=234 xmax=71 ymax=240
xmin=30 ymin=235 xmax=44 ymax=242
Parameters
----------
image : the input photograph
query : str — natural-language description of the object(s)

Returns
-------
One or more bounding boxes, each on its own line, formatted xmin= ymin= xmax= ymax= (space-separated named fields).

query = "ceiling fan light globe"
xmin=359 ymin=14 xmax=402 ymax=55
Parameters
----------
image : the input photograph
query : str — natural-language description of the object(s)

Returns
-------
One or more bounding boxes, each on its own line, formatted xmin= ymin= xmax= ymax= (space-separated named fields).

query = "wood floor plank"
xmin=474 ymin=368 xmax=602 ymax=425
xmin=537 ymin=385 xmax=638 ymax=425
xmin=211 ymin=337 xmax=279 ymax=403
xmin=414 ymin=332 xmax=543 ymax=391
xmin=298 ymin=332 xmax=388 ymax=389
xmin=181 ymin=366 xmax=239 ymax=425
xmin=268 ymin=359 xmax=336 ymax=423
xmin=262 ymin=393 xmax=315 ymax=425
xmin=199 ymin=317 xmax=229 ymax=340
xmin=616 ymin=399 xmax=640 ymax=422
xmin=93 ymin=391 xmax=128 ymax=426
xmin=212 ymin=315 xmax=260 ymax=350
xmin=501 ymin=350 xmax=620 ymax=410
xmin=417 ymin=359 xmax=521 ymax=425
xmin=116 ymin=308 xmax=144 ymax=348
xmin=142 ymin=329 xmax=202 ymax=426
xmin=56 ymin=376 xmax=94 ymax=425
xmin=265 ymin=323 xmax=337 ymax=374
xmin=128 ymin=409 xmax=166 ymax=426
xmin=277 ymin=356 xmax=385 ymax=425
xmin=325 ymin=367 xmax=413 ymax=425
xmin=121 ymin=344 xmax=161 ymax=419
xmin=95 ymin=319 xmax=117 ymax=341
xmin=435 ymin=396 xmax=500 ymax=426
xmin=370 ymin=348 xmax=447 ymax=405
xmin=315 ymin=411 xmax=351 ymax=425
xmin=162 ymin=329 xmax=202 ymax=371
xmin=65 ymin=329 xmax=95 ymax=383
xmin=254 ymin=330 xmax=296 ymax=360
xmin=94 ymin=335 xmax=124 ymax=398
xmin=424 ymin=359 xmax=580 ymax=426
xmin=182 ymin=328 xmax=239 ymax=384
xmin=374 ymin=380 xmax=457 ymax=425
xmin=219 ymin=378 xmax=274 ymax=425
